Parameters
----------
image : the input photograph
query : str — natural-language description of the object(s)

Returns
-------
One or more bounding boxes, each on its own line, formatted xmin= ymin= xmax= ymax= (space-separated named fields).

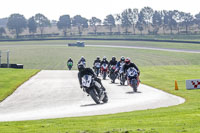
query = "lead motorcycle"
xmin=126 ymin=67 xmax=140 ymax=92
xmin=94 ymin=62 xmax=101 ymax=76
xmin=82 ymin=75 xmax=108 ymax=104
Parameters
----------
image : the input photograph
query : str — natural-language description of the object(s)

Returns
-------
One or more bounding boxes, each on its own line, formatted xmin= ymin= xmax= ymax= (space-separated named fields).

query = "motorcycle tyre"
xmin=89 ymin=89 xmax=100 ymax=104
xmin=102 ymin=93 xmax=108 ymax=103
xmin=103 ymin=72 xmax=106 ymax=80
xmin=132 ymin=79 xmax=138 ymax=92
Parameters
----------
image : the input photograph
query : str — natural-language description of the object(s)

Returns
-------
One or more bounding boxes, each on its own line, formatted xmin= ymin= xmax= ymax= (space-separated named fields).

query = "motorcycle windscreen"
xmin=127 ymin=67 xmax=138 ymax=77
xmin=95 ymin=63 xmax=101 ymax=68
xmin=82 ymin=75 xmax=92 ymax=88
xmin=102 ymin=63 xmax=108 ymax=69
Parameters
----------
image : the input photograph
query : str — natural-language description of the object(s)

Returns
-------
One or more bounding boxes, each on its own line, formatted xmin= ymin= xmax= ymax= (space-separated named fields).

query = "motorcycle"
xmin=82 ymin=75 xmax=108 ymax=104
xmin=67 ymin=62 xmax=73 ymax=70
xmin=126 ymin=67 xmax=140 ymax=92
xmin=94 ymin=62 xmax=101 ymax=76
xmin=109 ymin=65 xmax=117 ymax=83
xmin=101 ymin=63 xmax=108 ymax=80
xmin=119 ymin=62 xmax=126 ymax=85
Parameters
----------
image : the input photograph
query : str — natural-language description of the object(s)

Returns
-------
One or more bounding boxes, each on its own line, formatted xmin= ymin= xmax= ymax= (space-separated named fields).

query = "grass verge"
xmin=0 ymin=65 xmax=199 ymax=133
xmin=0 ymin=68 xmax=40 ymax=102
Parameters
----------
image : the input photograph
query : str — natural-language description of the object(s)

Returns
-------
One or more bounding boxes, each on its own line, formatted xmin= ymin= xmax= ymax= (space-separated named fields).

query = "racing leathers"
xmin=123 ymin=62 xmax=139 ymax=73
xmin=108 ymin=59 xmax=117 ymax=68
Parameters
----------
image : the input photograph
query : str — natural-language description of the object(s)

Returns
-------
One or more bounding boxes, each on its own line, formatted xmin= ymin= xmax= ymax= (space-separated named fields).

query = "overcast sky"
xmin=1 ymin=0 xmax=200 ymax=20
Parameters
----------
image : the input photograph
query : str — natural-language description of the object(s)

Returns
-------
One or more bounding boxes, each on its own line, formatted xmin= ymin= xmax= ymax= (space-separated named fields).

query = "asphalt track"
xmin=0 ymin=70 xmax=185 ymax=122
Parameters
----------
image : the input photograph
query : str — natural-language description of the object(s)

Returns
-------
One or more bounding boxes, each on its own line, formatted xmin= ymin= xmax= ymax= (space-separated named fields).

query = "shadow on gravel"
xmin=80 ymin=103 xmax=104 ymax=107
xmin=126 ymin=91 xmax=142 ymax=94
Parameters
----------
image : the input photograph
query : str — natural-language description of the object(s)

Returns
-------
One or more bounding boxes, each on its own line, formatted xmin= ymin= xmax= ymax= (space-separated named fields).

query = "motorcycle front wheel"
xmin=102 ymin=93 xmax=108 ymax=103
xmin=89 ymin=89 xmax=100 ymax=104
xmin=131 ymin=79 xmax=138 ymax=92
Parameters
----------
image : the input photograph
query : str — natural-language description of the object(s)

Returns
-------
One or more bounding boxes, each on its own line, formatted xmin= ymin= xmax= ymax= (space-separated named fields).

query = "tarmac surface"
xmin=0 ymin=70 xmax=185 ymax=121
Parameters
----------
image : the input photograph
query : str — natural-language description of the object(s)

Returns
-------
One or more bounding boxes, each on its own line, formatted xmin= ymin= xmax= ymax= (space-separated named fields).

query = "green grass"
xmin=0 ymin=68 xmax=40 ymax=102
xmin=0 ymin=42 xmax=199 ymax=70
xmin=0 ymin=65 xmax=200 ymax=133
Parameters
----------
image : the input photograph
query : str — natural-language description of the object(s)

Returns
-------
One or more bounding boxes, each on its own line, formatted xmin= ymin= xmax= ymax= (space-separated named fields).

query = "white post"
xmin=7 ymin=50 xmax=9 ymax=68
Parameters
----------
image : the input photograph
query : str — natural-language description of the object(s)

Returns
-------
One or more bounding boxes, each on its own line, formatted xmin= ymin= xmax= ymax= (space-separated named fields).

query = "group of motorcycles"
xmin=93 ymin=62 xmax=140 ymax=92
xmin=79 ymin=61 xmax=140 ymax=105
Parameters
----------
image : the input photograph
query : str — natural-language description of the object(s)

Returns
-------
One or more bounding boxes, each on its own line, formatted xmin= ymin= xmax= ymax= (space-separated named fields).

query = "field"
xmin=0 ymin=40 xmax=200 ymax=133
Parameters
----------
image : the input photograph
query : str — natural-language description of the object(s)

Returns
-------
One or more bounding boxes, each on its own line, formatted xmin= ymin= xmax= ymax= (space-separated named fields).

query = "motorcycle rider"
xmin=67 ymin=57 xmax=73 ymax=70
xmin=78 ymin=63 xmax=106 ymax=92
xmin=123 ymin=57 xmax=140 ymax=74
xmin=100 ymin=56 xmax=109 ymax=66
xmin=108 ymin=56 xmax=117 ymax=68
xmin=115 ymin=56 xmax=125 ymax=72
xmin=93 ymin=56 xmax=101 ymax=67
xmin=123 ymin=57 xmax=140 ymax=86
xmin=100 ymin=56 xmax=109 ymax=75
xmin=78 ymin=56 xmax=86 ymax=66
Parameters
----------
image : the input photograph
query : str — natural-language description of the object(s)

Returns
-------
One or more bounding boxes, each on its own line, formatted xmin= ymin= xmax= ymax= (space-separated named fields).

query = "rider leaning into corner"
xmin=77 ymin=63 xmax=106 ymax=92
xmin=123 ymin=57 xmax=140 ymax=75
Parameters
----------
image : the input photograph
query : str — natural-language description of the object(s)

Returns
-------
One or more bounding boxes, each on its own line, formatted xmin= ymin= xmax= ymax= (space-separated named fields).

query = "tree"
xmin=120 ymin=9 xmax=132 ymax=34
xmin=28 ymin=16 xmax=37 ymax=34
xmin=195 ymin=12 xmax=200 ymax=30
xmin=57 ymin=15 xmax=71 ymax=36
xmin=72 ymin=15 xmax=88 ymax=35
xmin=152 ymin=11 xmax=162 ymax=34
xmin=181 ymin=13 xmax=194 ymax=34
xmin=89 ymin=17 xmax=101 ymax=35
xmin=103 ymin=14 xmax=116 ymax=34
xmin=7 ymin=13 xmax=27 ymax=38
xmin=136 ymin=11 xmax=145 ymax=35
xmin=140 ymin=7 xmax=154 ymax=31
xmin=163 ymin=11 xmax=177 ymax=34
xmin=173 ymin=10 xmax=184 ymax=34
xmin=35 ymin=13 xmax=51 ymax=36
xmin=128 ymin=8 xmax=138 ymax=35
xmin=115 ymin=14 xmax=122 ymax=33
xmin=0 ymin=27 xmax=6 ymax=37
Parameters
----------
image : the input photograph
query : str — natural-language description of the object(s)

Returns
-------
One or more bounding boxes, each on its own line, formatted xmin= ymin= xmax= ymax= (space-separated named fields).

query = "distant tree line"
xmin=1 ymin=7 xmax=200 ymax=38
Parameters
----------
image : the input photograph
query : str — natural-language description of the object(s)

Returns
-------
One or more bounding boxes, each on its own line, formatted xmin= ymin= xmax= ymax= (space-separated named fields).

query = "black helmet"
xmin=78 ymin=63 xmax=85 ymax=71
xmin=97 ymin=56 xmax=100 ymax=60
xmin=120 ymin=56 xmax=125 ymax=61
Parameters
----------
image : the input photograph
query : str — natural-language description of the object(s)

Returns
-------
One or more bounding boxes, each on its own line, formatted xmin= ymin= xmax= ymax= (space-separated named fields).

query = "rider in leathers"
xmin=115 ymin=56 xmax=125 ymax=72
xmin=78 ymin=56 xmax=86 ymax=65
xmin=123 ymin=58 xmax=140 ymax=74
xmin=93 ymin=56 xmax=101 ymax=66
xmin=67 ymin=57 xmax=73 ymax=64
xmin=108 ymin=56 xmax=117 ymax=68
xmin=100 ymin=56 xmax=109 ymax=66
xmin=78 ymin=63 xmax=106 ymax=91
